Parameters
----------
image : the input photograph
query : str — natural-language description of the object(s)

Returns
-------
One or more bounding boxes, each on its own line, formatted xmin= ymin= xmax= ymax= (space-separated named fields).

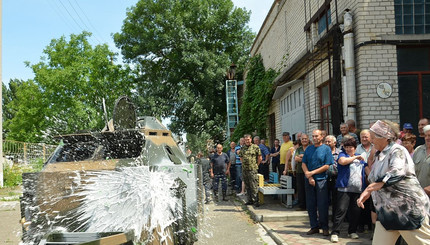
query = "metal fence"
xmin=3 ymin=140 xmax=58 ymax=165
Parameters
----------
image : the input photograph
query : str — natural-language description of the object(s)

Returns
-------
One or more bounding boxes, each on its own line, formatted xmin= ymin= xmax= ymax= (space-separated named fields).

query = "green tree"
xmin=231 ymin=54 xmax=278 ymax=142
xmin=114 ymin=0 xmax=254 ymax=141
xmin=4 ymin=32 xmax=133 ymax=142
xmin=4 ymin=80 xmax=47 ymax=142
xmin=3 ymin=79 xmax=23 ymax=124
xmin=186 ymin=132 xmax=211 ymax=156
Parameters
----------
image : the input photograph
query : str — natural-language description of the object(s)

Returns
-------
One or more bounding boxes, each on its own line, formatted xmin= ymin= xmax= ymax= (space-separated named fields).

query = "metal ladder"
xmin=225 ymin=79 xmax=239 ymax=139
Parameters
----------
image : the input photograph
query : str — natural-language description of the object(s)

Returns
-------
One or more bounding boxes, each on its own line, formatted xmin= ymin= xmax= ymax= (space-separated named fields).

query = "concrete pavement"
xmin=238 ymin=194 xmax=373 ymax=245
xmin=195 ymin=197 xmax=276 ymax=245
xmin=0 ymin=201 xmax=22 ymax=245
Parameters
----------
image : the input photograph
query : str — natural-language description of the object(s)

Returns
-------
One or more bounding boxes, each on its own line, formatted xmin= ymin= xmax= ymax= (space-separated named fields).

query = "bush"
xmin=3 ymin=158 xmax=45 ymax=187
xmin=3 ymin=165 xmax=24 ymax=187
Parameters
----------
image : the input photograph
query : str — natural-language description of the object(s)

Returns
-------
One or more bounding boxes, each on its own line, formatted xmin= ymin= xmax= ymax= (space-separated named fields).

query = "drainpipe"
xmin=343 ymin=10 xmax=356 ymax=122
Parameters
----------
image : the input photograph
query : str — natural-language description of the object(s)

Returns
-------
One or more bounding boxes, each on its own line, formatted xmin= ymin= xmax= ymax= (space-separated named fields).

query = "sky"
xmin=2 ymin=0 xmax=273 ymax=84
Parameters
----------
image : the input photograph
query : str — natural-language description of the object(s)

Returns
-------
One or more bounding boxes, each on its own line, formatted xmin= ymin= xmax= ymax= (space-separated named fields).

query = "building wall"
xmin=355 ymin=45 xmax=399 ymax=128
xmin=268 ymin=98 xmax=280 ymax=144
xmin=251 ymin=0 xmax=307 ymax=72
xmin=250 ymin=0 xmax=401 ymax=139
xmin=304 ymin=59 xmax=331 ymax=134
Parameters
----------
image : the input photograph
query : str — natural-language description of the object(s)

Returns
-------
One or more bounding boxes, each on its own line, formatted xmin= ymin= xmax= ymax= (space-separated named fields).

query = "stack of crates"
xmin=269 ymin=172 xmax=279 ymax=184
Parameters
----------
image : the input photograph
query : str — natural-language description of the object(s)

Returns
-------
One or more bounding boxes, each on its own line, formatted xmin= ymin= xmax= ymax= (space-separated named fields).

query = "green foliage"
xmin=2 ymin=79 xmax=22 ymax=122
xmin=3 ymin=165 xmax=23 ymax=187
xmin=232 ymin=54 xmax=278 ymax=141
xmin=186 ymin=132 xmax=211 ymax=156
xmin=4 ymin=32 xmax=133 ymax=142
xmin=3 ymin=80 xmax=47 ymax=142
xmin=29 ymin=158 xmax=45 ymax=172
xmin=3 ymin=159 xmax=45 ymax=187
xmin=114 ymin=0 xmax=254 ymax=141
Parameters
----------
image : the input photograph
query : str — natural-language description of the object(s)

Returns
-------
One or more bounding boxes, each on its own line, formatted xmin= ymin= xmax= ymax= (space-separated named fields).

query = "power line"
xmin=66 ymin=0 xmax=102 ymax=43
xmin=58 ymin=0 xmax=85 ymax=31
xmin=45 ymin=0 xmax=79 ymax=34
xmin=72 ymin=0 xmax=106 ymax=44
xmin=57 ymin=0 xmax=98 ymax=44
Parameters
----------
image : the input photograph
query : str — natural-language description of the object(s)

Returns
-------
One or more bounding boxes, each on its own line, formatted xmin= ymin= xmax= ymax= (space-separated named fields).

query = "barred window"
xmin=319 ymin=83 xmax=332 ymax=134
xmin=395 ymin=0 xmax=430 ymax=34
xmin=318 ymin=8 xmax=332 ymax=35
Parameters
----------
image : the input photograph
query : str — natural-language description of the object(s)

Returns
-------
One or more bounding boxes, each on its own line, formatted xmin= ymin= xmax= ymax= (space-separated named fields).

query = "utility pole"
xmin=0 ymin=0 xmax=3 ymax=187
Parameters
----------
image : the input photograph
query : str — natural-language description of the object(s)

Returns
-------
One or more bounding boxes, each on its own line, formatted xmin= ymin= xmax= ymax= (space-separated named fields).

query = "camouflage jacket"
xmin=239 ymin=144 xmax=261 ymax=171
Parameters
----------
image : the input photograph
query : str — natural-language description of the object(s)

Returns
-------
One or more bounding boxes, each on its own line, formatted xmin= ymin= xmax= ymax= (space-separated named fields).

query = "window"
xmin=397 ymin=47 xmax=430 ymax=136
xmin=318 ymin=8 xmax=332 ymax=34
xmin=395 ymin=0 xmax=430 ymax=34
xmin=280 ymin=87 xmax=304 ymax=116
xmin=319 ymin=83 xmax=332 ymax=133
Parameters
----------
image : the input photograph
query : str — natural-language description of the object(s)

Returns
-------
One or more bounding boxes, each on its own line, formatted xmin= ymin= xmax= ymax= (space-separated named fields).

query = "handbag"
xmin=327 ymin=163 xmax=338 ymax=177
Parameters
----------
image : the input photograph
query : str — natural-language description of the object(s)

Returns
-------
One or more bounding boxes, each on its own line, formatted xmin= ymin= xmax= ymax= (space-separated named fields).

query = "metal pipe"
xmin=343 ymin=10 xmax=356 ymax=122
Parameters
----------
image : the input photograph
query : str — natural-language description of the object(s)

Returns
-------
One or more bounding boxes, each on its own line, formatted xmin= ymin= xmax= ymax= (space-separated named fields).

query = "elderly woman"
xmin=357 ymin=120 xmax=430 ymax=244
xmin=330 ymin=137 xmax=368 ymax=243
xmin=401 ymin=133 xmax=416 ymax=158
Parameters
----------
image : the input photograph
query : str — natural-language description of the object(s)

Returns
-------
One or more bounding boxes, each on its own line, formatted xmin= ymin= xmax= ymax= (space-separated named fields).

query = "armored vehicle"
xmin=20 ymin=96 xmax=201 ymax=244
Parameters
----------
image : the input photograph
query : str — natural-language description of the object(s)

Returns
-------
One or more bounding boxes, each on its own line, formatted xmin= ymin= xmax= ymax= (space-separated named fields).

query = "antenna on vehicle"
xmin=102 ymin=98 xmax=110 ymax=128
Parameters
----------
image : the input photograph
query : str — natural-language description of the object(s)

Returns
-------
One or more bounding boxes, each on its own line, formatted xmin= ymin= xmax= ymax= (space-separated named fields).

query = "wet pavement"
xmin=195 ymin=196 xmax=276 ymax=245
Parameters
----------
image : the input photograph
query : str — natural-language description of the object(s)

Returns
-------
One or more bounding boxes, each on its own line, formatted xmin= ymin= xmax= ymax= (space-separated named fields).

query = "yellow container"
xmin=257 ymin=174 xmax=264 ymax=187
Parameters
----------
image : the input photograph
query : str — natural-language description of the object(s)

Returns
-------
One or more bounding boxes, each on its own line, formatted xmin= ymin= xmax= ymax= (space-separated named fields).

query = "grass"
xmin=0 ymin=186 xmax=22 ymax=201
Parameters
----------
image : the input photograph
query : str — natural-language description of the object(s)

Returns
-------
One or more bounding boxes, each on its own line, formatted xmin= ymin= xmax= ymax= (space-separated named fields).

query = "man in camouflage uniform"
xmin=239 ymin=134 xmax=262 ymax=206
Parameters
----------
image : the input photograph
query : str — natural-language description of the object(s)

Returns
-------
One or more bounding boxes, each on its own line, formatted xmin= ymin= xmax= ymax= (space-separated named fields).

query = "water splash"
xmin=21 ymin=165 xmax=183 ymax=244
xmin=75 ymin=166 xmax=181 ymax=243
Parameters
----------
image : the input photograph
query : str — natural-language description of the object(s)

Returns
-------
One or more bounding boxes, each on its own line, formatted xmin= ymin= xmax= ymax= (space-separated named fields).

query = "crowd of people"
xmin=194 ymin=118 xmax=430 ymax=244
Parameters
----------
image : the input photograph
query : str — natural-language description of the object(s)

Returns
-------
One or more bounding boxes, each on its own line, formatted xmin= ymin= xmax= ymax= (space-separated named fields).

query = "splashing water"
xmin=76 ymin=166 xmax=181 ymax=243
xmin=21 ymin=165 xmax=184 ymax=244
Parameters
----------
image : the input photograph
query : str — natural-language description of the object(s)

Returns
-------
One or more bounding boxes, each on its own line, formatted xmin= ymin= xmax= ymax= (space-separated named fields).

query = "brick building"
xmin=250 ymin=0 xmax=430 ymax=144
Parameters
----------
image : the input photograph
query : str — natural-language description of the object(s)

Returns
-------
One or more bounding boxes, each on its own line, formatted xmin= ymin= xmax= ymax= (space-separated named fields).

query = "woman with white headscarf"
xmin=357 ymin=120 xmax=430 ymax=244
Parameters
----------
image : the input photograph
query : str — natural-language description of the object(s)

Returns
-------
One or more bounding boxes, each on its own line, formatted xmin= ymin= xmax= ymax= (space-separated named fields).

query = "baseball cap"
xmin=403 ymin=123 xmax=413 ymax=130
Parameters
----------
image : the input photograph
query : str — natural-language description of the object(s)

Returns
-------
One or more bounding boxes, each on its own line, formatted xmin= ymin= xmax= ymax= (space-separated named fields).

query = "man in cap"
xmin=399 ymin=122 xmax=413 ymax=140
xmin=413 ymin=124 xmax=430 ymax=197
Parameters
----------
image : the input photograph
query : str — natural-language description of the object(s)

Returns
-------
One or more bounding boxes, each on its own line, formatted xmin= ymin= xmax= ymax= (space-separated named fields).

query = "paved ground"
xmin=0 ymin=187 xmax=277 ymax=245
xmin=263 ymin=220 xmax=372 ymax=245
xmin=0 ymin=201 xmax=22 ymax=245
xmin=241 ymin=195 xmax=374 ymax=245
xmin=0 ymin=185 xmax=375 ymax=245
xmin=195 ymin=197 xmax=276 ymax=245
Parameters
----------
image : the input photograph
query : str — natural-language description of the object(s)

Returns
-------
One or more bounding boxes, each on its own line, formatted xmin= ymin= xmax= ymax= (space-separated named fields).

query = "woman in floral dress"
xmin=357 ymin=120 xmax=430 ymax=244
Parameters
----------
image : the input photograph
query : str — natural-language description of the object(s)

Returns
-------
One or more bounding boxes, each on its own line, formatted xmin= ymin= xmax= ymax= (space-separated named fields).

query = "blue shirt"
xmin=210 ymin=152 xmax=229 ymax=174
xmin=302 ymin=144 xmax=334 ymax=180
xmin=336 ymin=151 xmax=368 ymax=192
xmin=259 ymin=144 xmax=270 ymax=161
xmin=235 ymin=145 xmax=242 ymax=165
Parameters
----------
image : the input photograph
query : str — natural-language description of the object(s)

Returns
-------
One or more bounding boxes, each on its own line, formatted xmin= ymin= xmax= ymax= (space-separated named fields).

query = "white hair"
xmin=423 ymin=125 xmax=430 ymax=134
